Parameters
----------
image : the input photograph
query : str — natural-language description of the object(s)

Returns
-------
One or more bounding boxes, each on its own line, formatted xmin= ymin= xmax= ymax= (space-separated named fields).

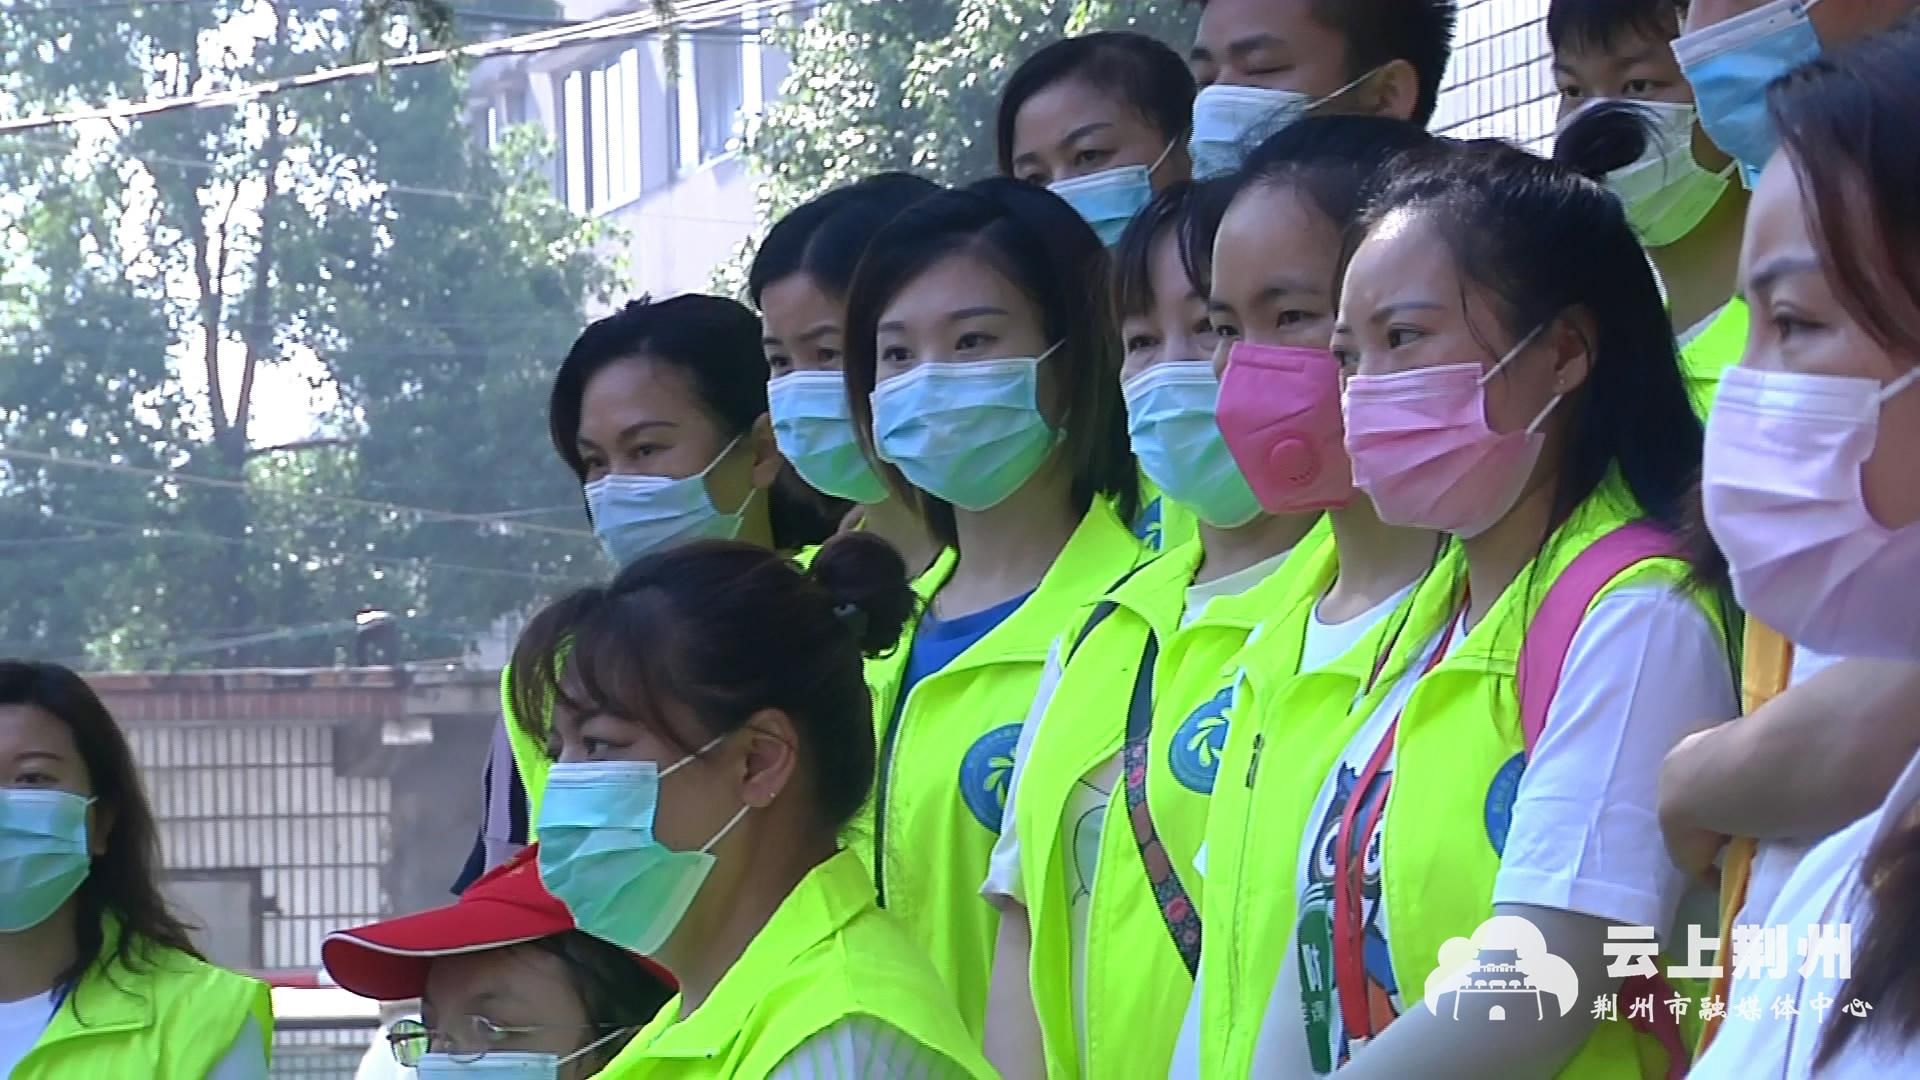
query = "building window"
xmin=560 ymin=50 xmax=643 ymax=215
xmin=676 ymin=20 xmax=745 ymax=169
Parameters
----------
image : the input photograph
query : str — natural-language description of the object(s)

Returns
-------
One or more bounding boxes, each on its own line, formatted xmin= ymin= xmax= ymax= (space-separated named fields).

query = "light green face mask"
xmin=0 ymin=788 xmax=92 ymax=933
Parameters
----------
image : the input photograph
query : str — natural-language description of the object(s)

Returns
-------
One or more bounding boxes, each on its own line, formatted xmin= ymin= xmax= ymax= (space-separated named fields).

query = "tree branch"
xmin=245 ymin=436 xmax=356 ymax=459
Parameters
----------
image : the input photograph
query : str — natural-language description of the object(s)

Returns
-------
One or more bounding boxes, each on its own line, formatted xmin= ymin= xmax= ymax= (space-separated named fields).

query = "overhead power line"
xmin=0 ymin=0 xmax=793 ymax=134
xmin=0 ymin=447 xmax=594 ymax=539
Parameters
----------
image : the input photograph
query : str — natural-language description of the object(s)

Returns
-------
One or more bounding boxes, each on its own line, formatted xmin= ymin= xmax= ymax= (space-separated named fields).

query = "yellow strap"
xmin=1699 ymin=621 xmax=1796 ymax=1054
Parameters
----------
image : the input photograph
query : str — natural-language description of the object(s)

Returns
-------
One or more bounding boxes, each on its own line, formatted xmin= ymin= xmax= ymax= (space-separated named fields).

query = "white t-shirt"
xmin=0 ymin=996 xmax=264 ymax=1079
xmin=983 ymin=546 xmax=1294 ymax=1063
xmin=1248 ymin=584 xmax=1736 ymax=1075
xmin=1692 ymin=749 xmax=1920 ymax=1079
xmin=769 ymin=1015 xmax=973 ymax=1078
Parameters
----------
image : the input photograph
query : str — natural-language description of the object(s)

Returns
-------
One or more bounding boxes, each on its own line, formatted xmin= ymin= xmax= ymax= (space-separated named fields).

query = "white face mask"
xmin=1565 ymin=100 xmax=1734 ymax=248
xmin=583 ymin=437 xmax=754 ymax=567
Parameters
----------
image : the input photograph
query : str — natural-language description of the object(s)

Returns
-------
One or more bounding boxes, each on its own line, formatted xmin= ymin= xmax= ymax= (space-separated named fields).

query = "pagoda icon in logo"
xmin=1423 ymin=915 xmax=1580 ymax=1022
xmin=1449 ymin=947 xmax=1546 ymax=1020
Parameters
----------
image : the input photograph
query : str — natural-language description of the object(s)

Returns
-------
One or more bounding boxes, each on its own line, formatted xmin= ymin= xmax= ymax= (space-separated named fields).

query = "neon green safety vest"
xmin=503 ymin=545 xmax=827 ymax=837
xmin=602 ymin=848 xmax=995 ymax=1079
xmin=1197 ymin=537 xmax=1463 ymax=1078
xmin=1204 ymin=479 xmax=1726 ymax=1079
xmin=860 ymin=502 xmax=1149 ymax=1036
xmin=1013 ymin=528 xmax=1328 ymax=1078
xmin=1678 ymin=297 xmax=1748 ymax=419
xmin=13 ymin=933 xmax=273 ymax=1080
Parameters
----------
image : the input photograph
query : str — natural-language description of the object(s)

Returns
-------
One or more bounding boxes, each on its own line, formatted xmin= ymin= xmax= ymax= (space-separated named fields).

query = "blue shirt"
xmin=898 ymin=591 xmax=1032 ymax=707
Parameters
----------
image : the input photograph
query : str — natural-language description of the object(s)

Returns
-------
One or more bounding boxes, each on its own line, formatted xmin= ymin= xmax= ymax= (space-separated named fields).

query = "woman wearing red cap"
xmin=324 ymin=847 xmax=674 ymax=1078
xmin=508 ymin=534 xmax=993 ymax=1079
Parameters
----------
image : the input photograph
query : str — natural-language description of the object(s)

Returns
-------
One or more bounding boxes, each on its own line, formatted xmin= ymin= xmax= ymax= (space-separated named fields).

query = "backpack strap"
xmin=1063 ymin=562 xmax=1161 ymax=665
xmin=1514 ymin=521 xmax=1691 ymax=1079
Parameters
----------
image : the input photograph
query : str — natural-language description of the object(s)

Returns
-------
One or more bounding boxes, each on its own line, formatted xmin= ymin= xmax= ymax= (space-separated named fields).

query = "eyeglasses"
xmin=386 ymin=1015 xmax=623 ymax=1067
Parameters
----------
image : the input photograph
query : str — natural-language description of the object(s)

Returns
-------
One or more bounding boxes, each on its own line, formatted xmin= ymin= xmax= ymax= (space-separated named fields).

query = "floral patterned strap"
xmin=1119 ymin=633 xmax=1202 ymax=976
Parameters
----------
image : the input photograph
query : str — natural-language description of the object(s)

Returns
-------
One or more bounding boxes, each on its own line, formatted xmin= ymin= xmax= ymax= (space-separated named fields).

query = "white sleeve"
xmin=981 ymin=636 xmax=1067 ymax=907
xmin=764 ymin=1015 xmax=970 ymax=1080
xmin=1491 ymin=585 xmax=1738 ymax=938
xmin=206 ymin=1016 xmax=270 ymax=1080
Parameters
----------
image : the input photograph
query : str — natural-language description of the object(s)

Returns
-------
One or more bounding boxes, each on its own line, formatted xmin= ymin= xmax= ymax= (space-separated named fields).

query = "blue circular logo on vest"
xmin=1133 ymin=497 xmax=1165 ymax=551
xmin=960 ymin=723 xmax=1022 ymax=832
xmin=1484 ymin=752 xmax=1527 ymax=855
xmin=1168 ymin=685 xmax=1234 ymax=794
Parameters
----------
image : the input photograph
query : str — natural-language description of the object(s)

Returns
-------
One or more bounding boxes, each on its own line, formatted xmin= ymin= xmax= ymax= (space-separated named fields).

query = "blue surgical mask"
xmin=537 ymin=753 xmax=747 ymax=956
xmin=0 ymin=788 xmax=92 ymax=933
xmin=1674 ymin=0 xmax=1825 ymax=187
xmin=414 ymin=1028 xmax=631 ymax=1079
xmin=871 ymin=352 xmax=1061 ymax=512
xmin=1048 ymin=142 xmax=1175 ymax=247
xmin=1123 ymin=361 xmax=1262 ymax=529
xmin=767 ymin=371 xmax=890 ymax=505
xmin=584 ymin=438 xmax=754 ymax=567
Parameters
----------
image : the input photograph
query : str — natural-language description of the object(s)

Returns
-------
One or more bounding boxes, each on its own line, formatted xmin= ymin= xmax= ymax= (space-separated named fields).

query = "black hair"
xmin=747 ymin=173 xmax=939 ymax=308
xmin=525 ymin=931 xmax=673 ymax=1070
xmin=1359 ymin=140 xmax=1724 ymax=582
xmin=1111 ymin=182 xmax=1206 ymax=320
xmin=548 ymin=294 xmax=838 ymax=552
xmin=1547 ymin=0 xmax=1685 ymax=57
xmin=1552 ymin=99 xmax=1665 ymax=181
xmin=0 ymin=661 xmax=203 ymax=1001
xmin=995 ymin=31 xmax=1196 ymax=175
xmin=843 ymin=177 xmax=1140 ymax=548
xmin=1782 ymin=16 xmax=1920 ymax=1068
xmin=1186 ymin=0 xmax=1457 ymax=126
xmin=1184 ymin=115 xmax=1438 ymax=296
xmin=510 ymin=534 xmax=913 ymax=834
xmin=1173 ymin=176 xmax=1239 ymax=297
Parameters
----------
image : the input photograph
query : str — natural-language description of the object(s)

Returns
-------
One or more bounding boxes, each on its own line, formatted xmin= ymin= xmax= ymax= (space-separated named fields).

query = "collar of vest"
xmin=633 ymin=848 xmax=874 ymax=1059
xmin=1442 ymin=474 xmax=1653 ymax=671
xmin=930 ymin=500 xmax=1148 ymax=676
xmin=37 ymin=919 xmax=164 ymax=1048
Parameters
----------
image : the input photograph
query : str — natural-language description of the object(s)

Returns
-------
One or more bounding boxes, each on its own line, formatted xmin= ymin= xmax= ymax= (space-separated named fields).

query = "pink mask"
xmin=1342 ymin=327 xmax=1559 ymax=538
xmin=1704 ymin=363 xmax=1920 ymax=661
xmin=1215 ymin=342 xmax=1355 ymax=513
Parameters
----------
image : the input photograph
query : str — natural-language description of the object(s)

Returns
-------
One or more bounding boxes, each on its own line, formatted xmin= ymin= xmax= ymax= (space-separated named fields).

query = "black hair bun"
xmin=1553 ymin=100 xmax=1659 ymax=182
xmin=808 ymin=532 xmax=917 ymax=658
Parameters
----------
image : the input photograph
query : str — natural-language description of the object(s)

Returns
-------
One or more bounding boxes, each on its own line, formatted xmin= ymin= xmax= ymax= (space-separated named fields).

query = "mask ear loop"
xmin=1878 ymin=365 xmax=1920 ymax=403
xmin=1147 ymin=138 xmax=1177 ymax=178
xmin=560 ymin=1025 xmax=641 ymax=1066
xmin=1475 ymin=322 xmax=1564 ymax=433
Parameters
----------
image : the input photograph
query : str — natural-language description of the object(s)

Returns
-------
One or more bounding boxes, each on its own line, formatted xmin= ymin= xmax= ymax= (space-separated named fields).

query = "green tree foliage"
xmin=716 ymin=0 xmax=1197 ymax=294
xmin=0 ymin=0 xmax=615 ymax=669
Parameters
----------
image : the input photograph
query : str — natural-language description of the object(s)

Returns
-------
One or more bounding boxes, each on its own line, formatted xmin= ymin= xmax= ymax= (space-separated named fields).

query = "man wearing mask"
xmin=1184 ymin=0 xmax=1458 ymax=177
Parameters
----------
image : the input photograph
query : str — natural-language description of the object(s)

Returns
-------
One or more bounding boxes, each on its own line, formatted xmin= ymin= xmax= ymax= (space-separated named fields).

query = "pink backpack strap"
xmin=1515 ymin=521 xmax=1693 ymax=1079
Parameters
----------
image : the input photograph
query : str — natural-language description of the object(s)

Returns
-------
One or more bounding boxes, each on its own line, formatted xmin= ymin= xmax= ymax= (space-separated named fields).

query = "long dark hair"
xmin=843 ymin=178 xmax=1140 ymax=547
xmin=548 ymin=295 xmax=839 ymax=552
xmin=511 ymin=534 xmax=914 ymax=834
xmin=1358 ymin=140 xmax=1724 ymax=583
xmin=1773 ymin=18 xmax=1920 ymax=1067
xmin=0 ymin=661 xmax=202 ymax=997
xmin=747 ymin=172 xmax=939 ymax=308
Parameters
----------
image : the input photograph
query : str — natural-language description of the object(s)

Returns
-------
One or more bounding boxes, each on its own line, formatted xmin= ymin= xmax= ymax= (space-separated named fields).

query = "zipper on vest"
xmin=871 ymin=693 xmax=911 ymax=907
xmin=1244 ymin=732 xmax=1264 ymax=788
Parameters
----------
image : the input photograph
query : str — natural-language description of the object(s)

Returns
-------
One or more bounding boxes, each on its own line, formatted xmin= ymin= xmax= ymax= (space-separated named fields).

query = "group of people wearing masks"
xmin=3 ymin=0 xmax=1916 ymax=1077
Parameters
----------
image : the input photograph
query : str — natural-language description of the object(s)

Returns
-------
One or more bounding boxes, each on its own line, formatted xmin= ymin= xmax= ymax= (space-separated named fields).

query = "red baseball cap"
xmin=322 ymin=845 xmax=674 ymax=1001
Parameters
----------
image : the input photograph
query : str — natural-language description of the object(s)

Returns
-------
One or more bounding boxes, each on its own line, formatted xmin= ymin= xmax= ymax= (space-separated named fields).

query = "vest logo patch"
xmin=1484 ymin=752 xmax=1526 ymax=856
xmin=1167 ymin=685 xmax=1233 ymax=794
xmin=1133 ymin=496 xmax=1165 ymax=550
xmin=959 ymin=723 xmax=1022 ymax=832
